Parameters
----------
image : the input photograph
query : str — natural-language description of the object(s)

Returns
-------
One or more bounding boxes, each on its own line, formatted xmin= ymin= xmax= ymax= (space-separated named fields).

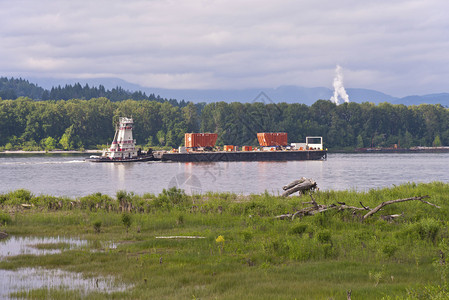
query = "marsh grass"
xmin=30 ymin=242 xmax=73 ymax=251
xmin=1 ymin=182 xmax=449 ymax=298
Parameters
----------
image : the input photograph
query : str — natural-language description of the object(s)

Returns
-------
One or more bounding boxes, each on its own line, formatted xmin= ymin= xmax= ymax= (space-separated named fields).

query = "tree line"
xmin=0 ymin=97 xmax=447 ymax=151
xmin=0 ymin=77 xmax=188 ymax=107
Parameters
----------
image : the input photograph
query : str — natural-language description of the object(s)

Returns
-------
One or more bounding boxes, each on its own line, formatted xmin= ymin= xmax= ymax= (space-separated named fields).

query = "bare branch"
xmin=363 ymin=196 xmax=433 ymax=219
xmin=281 ymin=178 xmax=316 ymax=197
xmin=359 ymin=201 xmax=370 ymax=210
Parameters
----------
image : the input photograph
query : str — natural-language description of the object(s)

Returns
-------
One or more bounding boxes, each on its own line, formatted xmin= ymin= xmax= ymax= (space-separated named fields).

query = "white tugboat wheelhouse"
xmin=104 ymin=117 xmax=138 ymax=160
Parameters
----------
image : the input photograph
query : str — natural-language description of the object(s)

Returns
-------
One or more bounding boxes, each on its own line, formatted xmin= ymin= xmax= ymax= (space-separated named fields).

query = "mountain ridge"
xmin=9 ymin=76 xmax=449 ymax=106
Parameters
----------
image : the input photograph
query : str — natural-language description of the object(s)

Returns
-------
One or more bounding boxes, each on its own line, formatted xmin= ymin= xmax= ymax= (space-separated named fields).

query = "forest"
xmin=0 ymin=77 xmax=187 ymax=106
xmin=0 ymin=96 xmax=448 ymax=151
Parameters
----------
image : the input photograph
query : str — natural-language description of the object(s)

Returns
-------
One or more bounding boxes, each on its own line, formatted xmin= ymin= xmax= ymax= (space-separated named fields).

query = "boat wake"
xmin=0 ymin=160 xmax=85 ymax=166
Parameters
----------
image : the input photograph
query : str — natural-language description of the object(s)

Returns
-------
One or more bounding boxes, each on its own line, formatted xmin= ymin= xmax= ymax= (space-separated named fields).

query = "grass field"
xmin=1 ymin=182 xmax=449 ymax=299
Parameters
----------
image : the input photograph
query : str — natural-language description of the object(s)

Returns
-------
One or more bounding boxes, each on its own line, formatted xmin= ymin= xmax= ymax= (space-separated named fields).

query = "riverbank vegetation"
xmin=1 ymin=182 xmax=449 ymax=298
xmin=1 ymin=96 xmax=449 ymax=151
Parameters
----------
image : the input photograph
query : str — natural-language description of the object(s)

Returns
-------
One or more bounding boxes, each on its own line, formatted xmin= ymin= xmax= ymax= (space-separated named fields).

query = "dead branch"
xmin=338 ymin=205 xmax=367 ymax=212
xmin=380 ymin=213 xmax=404 ymax=222
xmin=282 ymin=177 xmax=306 ymax=190
xmin=292 ymin=204 xmax=337 ymax=220
xmin=281 ymin=178 xmax=317 ymax=197
xmin=302 ymin=193 xmax=319 ymax=209
xmin=275 ymin=214 xmax=293 ymax=220
xmin=359 ymin=201 xmax=370 ymax=210
xmin=275 ymin=194 xmax=439 ymax=221
xmin=362 ymin=196 xmax=433 ymax=219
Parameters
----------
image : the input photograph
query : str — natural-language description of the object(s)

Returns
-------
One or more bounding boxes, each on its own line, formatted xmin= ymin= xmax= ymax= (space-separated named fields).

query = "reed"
xmin=1 ymin=182 xmax=449 ymax=299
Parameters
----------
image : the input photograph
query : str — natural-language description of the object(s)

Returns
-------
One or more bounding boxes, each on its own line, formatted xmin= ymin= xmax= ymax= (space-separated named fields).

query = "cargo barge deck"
xmin=154 ymin=150 xmax=327 ymax=162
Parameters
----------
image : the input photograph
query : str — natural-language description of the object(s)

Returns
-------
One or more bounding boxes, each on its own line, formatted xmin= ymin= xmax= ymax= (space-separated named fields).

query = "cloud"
xmin=0 ymin=0 xmax=448 ymax=96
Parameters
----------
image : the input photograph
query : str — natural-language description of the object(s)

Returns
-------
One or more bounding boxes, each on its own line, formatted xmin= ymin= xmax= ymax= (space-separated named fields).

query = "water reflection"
xmin=0 ymin=236 xmax=126 ymax=298
xmin=0 ymin=236 xmax=87 ymax=259
xmin=0 ymin=267 xmax=128 ymax=298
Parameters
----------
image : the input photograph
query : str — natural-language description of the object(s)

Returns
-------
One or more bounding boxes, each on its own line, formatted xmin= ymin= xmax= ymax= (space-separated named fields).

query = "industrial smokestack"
xmin=330 ymin=65 xmax=350 ymax=105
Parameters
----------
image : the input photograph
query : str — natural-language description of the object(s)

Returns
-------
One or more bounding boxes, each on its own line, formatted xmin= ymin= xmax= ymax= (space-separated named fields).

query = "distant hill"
xmin=394 ymin=93 xmax=449 ymax=106
xmin=142 ymin=85 xmax=449 ymax=106
xmin=2 ymin=76 xmax=449 ymax=106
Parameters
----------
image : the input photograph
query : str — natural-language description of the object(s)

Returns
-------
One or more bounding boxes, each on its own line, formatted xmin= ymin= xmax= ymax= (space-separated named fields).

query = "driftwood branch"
xmin=359 ymin=201 xmax=370 ymax=210
xmin=276 ymin=190 xmax=439 ymax=221
xmin=303 ymin=194 xmax=319 ymax=209
xmin=380 ymin=213 xmax=404 ymax=222
xmin=362 ymin=196 xmax=434 ymax=219
xmin=283 ymin=177 xmax=307 ymax=190
xmin=281 ymin=178 xmax=317 ymax=197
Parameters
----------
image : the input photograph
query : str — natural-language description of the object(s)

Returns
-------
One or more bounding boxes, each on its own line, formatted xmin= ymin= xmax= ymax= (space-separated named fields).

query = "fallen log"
xmin=275 ymin=194 xmax=439 ymax=221
xmin=281 ymin=178 xmax=317 ymax=197
xmin=275 ymin=213 xmax=293 ymax=220
xmin=362 ymin=196 xmax=435 ymax=219
xmin=380 ymin=213 xmax=404 ymax=222
xmin=283 ymin=177 xmax=307 ymax=191
xmin=292 ymin=204 xmax=336 ymax=220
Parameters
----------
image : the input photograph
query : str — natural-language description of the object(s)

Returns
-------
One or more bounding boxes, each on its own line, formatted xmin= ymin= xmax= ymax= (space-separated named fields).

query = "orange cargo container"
xmin=224 ymin=145 xmax=234 ymax=152
xmin=185 ymin=133 xmax=218 ymax=148
xmin=242 ymin=146 xmax=253 ymax=151
xmin=257 ymin=132 xmax=288 ymax=146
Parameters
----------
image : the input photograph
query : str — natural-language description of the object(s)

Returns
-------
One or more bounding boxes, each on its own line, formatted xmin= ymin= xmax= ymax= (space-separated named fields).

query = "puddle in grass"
xmin=0 ymin=236 xmax=88 ymax=259
xmin=0 ymin=236 xmax=126 ymax=298
xmin=0 ymin=236 xmax=117 ymax=259
xmin=0 ymin=267 xmax=128 ymax=298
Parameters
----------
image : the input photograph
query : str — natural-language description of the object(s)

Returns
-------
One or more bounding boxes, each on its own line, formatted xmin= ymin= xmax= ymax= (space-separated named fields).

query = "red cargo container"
xmin=242 ymin=146 xmax=253 ymax=151
xmin=257 ymin=132 xmax=288 ymax=146
xmin=224 ymin=145 xmax=234 ymax=152
xmin=185 ymin=133 xmax=218 ymax=148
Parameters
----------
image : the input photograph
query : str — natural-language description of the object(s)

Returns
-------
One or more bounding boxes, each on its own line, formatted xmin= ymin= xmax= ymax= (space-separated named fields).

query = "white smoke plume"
xmin=330 ymin=65 xmax=350 ymax=105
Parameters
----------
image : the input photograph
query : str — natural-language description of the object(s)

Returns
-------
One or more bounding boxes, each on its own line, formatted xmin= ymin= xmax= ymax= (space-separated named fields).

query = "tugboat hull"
xmin=85 ymin=155 xmax=155 ymax=163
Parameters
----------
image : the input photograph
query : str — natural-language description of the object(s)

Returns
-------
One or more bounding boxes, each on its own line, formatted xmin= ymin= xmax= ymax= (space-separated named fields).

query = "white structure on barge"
xmin=104 ymin=117 xmax=138 ymax=159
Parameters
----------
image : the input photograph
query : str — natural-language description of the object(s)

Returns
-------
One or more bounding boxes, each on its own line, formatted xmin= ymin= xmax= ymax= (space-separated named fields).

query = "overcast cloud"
xmin=1 ymin=0 xmax=448 ymax=96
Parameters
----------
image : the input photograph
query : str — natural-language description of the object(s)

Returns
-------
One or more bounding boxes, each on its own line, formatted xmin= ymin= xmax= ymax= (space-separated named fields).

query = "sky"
xmin=1 ymin=0 xmax=448 ymax=97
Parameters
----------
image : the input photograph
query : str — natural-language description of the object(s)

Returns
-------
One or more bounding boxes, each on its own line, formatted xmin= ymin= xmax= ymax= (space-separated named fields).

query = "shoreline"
xmin=0 ymin=150 xmax=102 ymax=154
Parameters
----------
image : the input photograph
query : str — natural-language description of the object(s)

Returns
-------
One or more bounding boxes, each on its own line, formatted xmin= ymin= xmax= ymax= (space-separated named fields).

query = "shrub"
xmin=163 ymin=187 xmax=187 ymax=205
xmin=93 ymin=220 xmax=102 ymax=233
xmin=0 ymin=194 xmax=7 ymax=205
xmin=122 ymin=213 xmax=132 ymax=233
xmin=0 ymin=212 xmax=12 ymax=226
xmin=242 ymin=230 xmax=253 ymax=242
xmin=381 ymin=243 xmax=398 ymax=258
xmin=81 ymin=193 xmax=114 ymax=211
xmin=154 ymin=187 xmax=190 ymax=209
xmin=289 ymin=223 xmax=308 ymax=236
xmin=316 ymin=230 xmax=332 ymax=244
xmin=416 ymin=218 xmax=441 ymax=243
xmin=8 ymin=189 xmax=33 ymax=203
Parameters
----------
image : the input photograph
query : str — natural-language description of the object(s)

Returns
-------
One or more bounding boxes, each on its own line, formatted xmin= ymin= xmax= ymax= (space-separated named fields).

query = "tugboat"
xmin=86 ymin=117 xmax=154 ymax=162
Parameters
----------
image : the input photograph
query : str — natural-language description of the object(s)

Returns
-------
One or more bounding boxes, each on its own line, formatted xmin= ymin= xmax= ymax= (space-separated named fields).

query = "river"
xmin=0 ymin=153 xmax=448 ymax=198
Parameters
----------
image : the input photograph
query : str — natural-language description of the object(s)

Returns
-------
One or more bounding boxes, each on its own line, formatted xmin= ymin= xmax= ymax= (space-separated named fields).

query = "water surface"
xmin=0 ymin=153 xmax=448 ymax=197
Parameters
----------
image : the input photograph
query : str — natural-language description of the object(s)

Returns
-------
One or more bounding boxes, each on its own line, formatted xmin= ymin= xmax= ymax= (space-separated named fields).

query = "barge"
xmin=155 ymin=136 xmax=327 ymax=162
xmin=155 ymin=149 xmax=327 ymax=162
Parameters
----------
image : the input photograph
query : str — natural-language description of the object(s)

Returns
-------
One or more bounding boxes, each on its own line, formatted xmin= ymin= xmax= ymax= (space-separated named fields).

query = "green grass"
xmin=1 ymin=183 xmax=449 ymax=299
